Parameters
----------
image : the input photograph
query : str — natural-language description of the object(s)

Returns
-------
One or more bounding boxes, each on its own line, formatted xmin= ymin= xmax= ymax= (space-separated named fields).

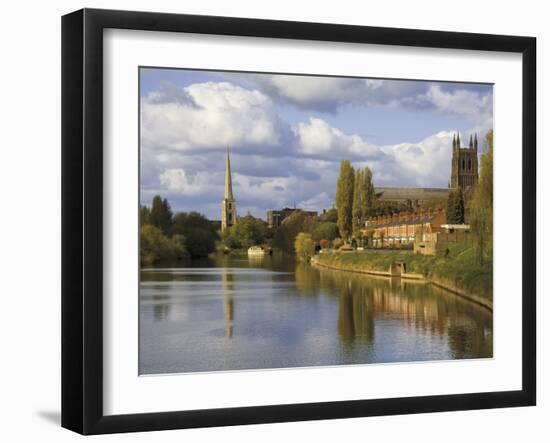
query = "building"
xmin=451 ymin=133 xmax=479 ymax=194
xmin=373 ymin=132 xmax=479 ymax=210
xmin=414 ymin=223 xmax=470 ymax=255
xmin=374 ymin=186 xmax=450 ymax=210
xmin=365 ymin=208 xmax=446 ymax=249
xmin=221 ymin=148 xmax=237 ymax=232
xmin=267 ymin=208 xmax=318 ymax=228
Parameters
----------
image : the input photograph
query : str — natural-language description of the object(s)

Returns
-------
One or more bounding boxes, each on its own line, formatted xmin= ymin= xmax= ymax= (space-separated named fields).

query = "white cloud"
xmin=294 ymin=118 xmax=379 ymax=159
xmin=141 ymin=82 xmax=285 ymax=152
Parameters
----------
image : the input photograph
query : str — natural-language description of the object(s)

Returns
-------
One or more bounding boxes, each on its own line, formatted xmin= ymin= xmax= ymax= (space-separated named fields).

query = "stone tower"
xmin=450 ymin=132 xmax=479 ymax=195
xmin=221 ymin=148 xmax=237 ymax=232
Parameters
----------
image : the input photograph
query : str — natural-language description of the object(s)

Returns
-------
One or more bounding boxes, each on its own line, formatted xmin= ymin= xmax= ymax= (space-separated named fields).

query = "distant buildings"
xmin=267 ymin=208 xmax=318 ymax=228
xmin=365 ymin=207 xmax=470 ymax=254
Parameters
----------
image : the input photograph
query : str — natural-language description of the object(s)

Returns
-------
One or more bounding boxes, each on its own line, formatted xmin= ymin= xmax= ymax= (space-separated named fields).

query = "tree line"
xmin=140 ymin=195 xmax=218 ymax=265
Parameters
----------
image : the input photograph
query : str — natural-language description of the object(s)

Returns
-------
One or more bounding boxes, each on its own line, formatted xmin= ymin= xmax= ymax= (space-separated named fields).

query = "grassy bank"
xmin=314 ymin=242 xmax=492 ymax=303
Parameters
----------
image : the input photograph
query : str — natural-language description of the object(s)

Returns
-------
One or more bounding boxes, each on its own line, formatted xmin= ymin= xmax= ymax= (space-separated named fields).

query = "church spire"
xmin=221 ymin=147 xmax=237 ymax=232
xmin=224 ymin=147 xmax=234 ymax=200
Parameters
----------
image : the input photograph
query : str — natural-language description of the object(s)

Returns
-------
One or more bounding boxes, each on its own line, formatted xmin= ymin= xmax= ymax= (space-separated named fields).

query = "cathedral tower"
xmin=450 ymin=132 xmax=479 ymax=195
xmin=221 ymin=148 xmax=237 ymax=232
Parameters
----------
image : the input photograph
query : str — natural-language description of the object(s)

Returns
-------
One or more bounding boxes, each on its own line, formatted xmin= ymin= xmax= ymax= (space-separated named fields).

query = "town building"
xmin=221 ymin=148 xmax=237 ymax=232
xmin=267 ymin=208 xmax=318 ymax=228
xmin=365 ymin=208 xmax=446 ymax=249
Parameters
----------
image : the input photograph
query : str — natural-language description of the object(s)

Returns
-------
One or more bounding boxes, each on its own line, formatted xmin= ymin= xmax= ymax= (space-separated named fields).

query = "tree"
xmin=294 ymin=233 xmax=315 ymax=261
xmin=352 ymin=168 xmax=363 ymax=236
xmin=446 ymin=188 xmax=465 ymax=224
xmin=149 ymin=195 xmax=173 ymax=234
xmin=312 ymin=222 xmax=339 ymax=243
xmin=171 ymin=211 xmax=218 ymax=257
xmin=225 ymin=215 xmax=267 ymax=249
xmin=336 ymin=160 xmax=354 ymax=242
xmin=272 ymin=210 xmax=318 ymax=254
xmin=140 ymin=224 xmax=188 ymax=266
xmin=469 ymin=130 xmax=493 ymax=263
xmin=360 ymin=166 xmax=375 ymax=222
xmin=140 ymin=205 xmax=150 ymax=227
xmin=322 ymin=207 xmax=338 ymax=223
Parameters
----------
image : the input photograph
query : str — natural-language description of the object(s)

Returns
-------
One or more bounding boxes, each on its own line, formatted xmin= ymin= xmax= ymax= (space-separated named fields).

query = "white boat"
xmin=247 ymin=246 xmax=270 ymax=256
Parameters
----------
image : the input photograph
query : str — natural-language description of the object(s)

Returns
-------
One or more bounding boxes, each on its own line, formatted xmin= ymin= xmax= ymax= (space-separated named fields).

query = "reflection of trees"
xmin=337 ymin=281 xmax=375 ymax=346
xmin=153 ymin=294 xmax=170 ymax=320
xmin=306 ymin=265 xmax=492 ymax=358
xmin=221 ymin=267 xmax=235 ymax=338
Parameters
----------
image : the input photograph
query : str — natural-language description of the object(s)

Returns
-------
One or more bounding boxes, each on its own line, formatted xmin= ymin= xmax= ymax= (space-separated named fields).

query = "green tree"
xmin=294 ymin=233 xmax=315 ymax=261
xmin=149 ymin=195 xmax=173 ymax=234
xmin=446 ymin=188 xmax=465 ymax=224
xmin=140 ymin=205 xmax=151 ymax=227
xmin=312 ymin=222 xmax=339 ymax=243
xmin=352 ymin=169 xmax=363 ymax=236
xmin=336 ymin=160 xmax=354 ymax=242
xmin=140 ymin=224 xmax=188 ymax=266
xmin=469 ymin=129 xmax=493 ymax=263
xmin=225 ymin=215 xmax=268 ymax=249
xmin=272 ymin=210 xmax=318 ymax=254
xmin=171 ymin=211 xmax=218 ymax=257
xmin=322 ymin=207 xmax=338 ymax=223
xmin=361 ymin=166 xmax=375 ymax=221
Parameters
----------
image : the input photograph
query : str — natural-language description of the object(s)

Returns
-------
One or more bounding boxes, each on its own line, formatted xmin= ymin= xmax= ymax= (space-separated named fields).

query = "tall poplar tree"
xmin=352 ymin=169 xmax=363 ymax=236
xmin=336 ymin=160 xmax=354 ymax=242
xmin=149 ymin=195 xmax=173 ymax=235
xmin=469 ymin=129 xmax=493 ymax=263
xmin=361 ymin=166 xmax=375 ymax=223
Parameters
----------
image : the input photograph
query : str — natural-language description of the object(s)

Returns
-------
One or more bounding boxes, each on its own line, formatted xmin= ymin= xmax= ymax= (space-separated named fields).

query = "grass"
xmin=315 ymin=242 xmax=492 ymax=301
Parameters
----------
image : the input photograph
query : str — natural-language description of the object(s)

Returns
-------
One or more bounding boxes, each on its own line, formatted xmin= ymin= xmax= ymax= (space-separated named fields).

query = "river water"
xmin=139 ymin=254 xmax=492 ymax=374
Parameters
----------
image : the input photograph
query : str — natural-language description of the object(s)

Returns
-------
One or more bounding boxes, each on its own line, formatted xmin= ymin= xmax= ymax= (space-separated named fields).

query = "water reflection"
xmin=222 ymin=267 xmax=234 ymax=339
xmin=139 ymin=254 xmax=492 ymax=374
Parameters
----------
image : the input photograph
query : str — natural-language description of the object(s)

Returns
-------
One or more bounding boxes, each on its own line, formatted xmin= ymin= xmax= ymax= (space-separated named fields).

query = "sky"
xmin=140 ymin=68 xmax=493 ymax=221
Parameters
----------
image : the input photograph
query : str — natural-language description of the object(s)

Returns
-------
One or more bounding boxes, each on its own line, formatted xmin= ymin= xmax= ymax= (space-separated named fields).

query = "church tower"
xmin=221 ymin=148 xmax=237 ymax=232
xmin=450 ymin=132 xmax=479 ymax=195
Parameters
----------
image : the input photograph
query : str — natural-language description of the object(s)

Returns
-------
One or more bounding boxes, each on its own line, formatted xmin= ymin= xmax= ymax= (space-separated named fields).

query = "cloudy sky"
xmin=140 ymin=68 xmax=493 ymax=220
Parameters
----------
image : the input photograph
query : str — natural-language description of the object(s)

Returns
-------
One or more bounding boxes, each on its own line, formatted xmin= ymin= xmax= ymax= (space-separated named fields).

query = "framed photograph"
xmin=62 ymin=8 xmax=536 ymax=434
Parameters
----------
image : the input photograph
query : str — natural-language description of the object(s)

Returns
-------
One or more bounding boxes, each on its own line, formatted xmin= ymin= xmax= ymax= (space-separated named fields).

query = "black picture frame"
xmin=62 ymin=8 xmax=536 ymax=435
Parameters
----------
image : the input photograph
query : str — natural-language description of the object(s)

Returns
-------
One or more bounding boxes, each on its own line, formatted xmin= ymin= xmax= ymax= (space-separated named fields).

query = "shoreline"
xmin=311 ymin=256 xmax=493 ymax=311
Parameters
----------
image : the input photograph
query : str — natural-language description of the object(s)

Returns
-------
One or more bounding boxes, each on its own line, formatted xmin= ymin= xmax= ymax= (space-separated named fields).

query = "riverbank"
xmin=312 ymin=243 xmax=492 ymax=310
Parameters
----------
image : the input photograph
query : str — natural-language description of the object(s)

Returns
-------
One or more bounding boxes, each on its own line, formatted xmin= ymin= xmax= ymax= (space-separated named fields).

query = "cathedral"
xmin=221 ymin=148 xmax=237 ymax=232
xmin=450 ymin=132 xmax=479 ymax=195
xmin=374 ymin=132 xmax=479 ymax=208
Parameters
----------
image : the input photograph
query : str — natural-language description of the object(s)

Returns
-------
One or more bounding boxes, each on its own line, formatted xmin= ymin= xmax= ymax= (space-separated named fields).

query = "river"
xmin=139 ymin=253 xmax=493 ymax=374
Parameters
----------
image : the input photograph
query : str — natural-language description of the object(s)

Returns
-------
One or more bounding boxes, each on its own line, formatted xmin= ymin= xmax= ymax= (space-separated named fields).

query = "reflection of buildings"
xmin=267 ymin=208 xmax=318 ymax=228
xmin=221 ymin=268 xmax=235 ymax=338
xmin=296 ymin=265 xmax=492 ymax=357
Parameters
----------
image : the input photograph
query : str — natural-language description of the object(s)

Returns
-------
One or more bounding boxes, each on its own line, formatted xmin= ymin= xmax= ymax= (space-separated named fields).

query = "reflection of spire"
xmin=222 ymin=267 xmax=234 ymax=338
xmin=224 ymin=147 xmax=233 ymax=200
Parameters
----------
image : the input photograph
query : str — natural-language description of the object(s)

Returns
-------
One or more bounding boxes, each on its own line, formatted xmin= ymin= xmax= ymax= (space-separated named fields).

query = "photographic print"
xmin=139 ymin=68 xmax=494 ymax=375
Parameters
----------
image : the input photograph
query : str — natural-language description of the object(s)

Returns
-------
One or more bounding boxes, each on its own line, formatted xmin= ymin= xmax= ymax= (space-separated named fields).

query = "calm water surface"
xmin=139 ymin=254 xmax=492 ymax=374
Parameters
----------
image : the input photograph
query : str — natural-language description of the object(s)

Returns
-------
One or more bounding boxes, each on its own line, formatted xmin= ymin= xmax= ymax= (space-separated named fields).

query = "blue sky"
xmin=140 ymin=68 xmax=493 ymax=220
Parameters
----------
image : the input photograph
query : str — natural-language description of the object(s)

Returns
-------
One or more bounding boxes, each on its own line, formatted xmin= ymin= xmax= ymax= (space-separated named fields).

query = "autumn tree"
xmin=294 ymin=233 xmax=315 ymax=261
